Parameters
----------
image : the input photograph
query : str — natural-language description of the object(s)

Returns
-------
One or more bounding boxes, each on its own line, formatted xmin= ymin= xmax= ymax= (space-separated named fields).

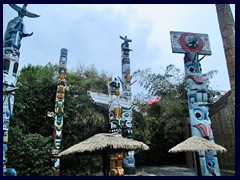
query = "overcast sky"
xmin=3 ymin=4 xmax=235 ymax=96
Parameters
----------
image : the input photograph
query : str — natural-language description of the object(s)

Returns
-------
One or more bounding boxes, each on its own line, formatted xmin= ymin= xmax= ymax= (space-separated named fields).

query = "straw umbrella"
xmin=168 ymin=135 xmax=227 ymax=176
xmin=58 ymin=132 xmax=149 ymax=176
xmin=168 ymin=135 xmax=227 ymax=153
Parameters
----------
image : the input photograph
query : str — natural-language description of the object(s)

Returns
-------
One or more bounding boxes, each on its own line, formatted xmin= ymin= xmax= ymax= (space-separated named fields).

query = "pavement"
xmin=92 ymin=165 xmax=235 ymax=176
xmin=139 ymin=165 xmax=196 ymax=176
xmin=138 ymin=165 xmax=235 ymax=176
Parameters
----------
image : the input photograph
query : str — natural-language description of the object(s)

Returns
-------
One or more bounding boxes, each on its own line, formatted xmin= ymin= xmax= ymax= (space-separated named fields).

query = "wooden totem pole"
xmin=87 ymin=36 xmax=135 ymax=176
xmin=108 ymin=78 xmax=124 ymax=176
xmin=119 ymin=36 xmax=136 ymax=174
xmin=170 ymin=31 xmax=221 ymax=176
xmin=47 ymin=48 xmax=68 ymax=175
xmin=3 ymin=4 xmax=40 ymax=176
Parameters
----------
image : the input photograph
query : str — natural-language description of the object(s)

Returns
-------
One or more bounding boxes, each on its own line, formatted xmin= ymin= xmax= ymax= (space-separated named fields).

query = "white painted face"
xmin=122 ymin=111 xmax=132 ymax=121
xmin=60 ymin=57 xmax=67 ymax=65
xmin=127 ymin=150 xmax=134 ymax=157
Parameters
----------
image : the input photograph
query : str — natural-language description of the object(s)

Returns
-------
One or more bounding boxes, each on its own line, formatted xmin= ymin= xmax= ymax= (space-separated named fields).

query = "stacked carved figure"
xmin=170 ymin=31 xmax=221 ymax=176
xmin=47 ymin=48 xmax=68 ymax=174
xmin=3 ymin=4 xmax=40 ymax=176
xmin=87 ymin=36 xmax=135 ymax=176
xmin=119 ymin=36 xmax=135 ymax=174
xmin=3 ymin=47 xmax=19 ymax=176
xmin=108 ymin=78 xmax=124 ymax=176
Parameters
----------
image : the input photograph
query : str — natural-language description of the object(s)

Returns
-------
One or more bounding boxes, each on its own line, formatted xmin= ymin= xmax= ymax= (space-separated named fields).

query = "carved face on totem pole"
xmin=109 ymin=78 xmax=120 ymax=96
xmin=122 ymin=111 xmax=133 ymax=138
xmin=189 ymin=104 xmax=213 ymax=139
xmin=184 ymin=53 xmax=204 ymax=85
xmin=54 ymin=115 xmax=63 ymax=130
xmin=123 ymin=150 xmax=135 ymax=167
xmin=109 ymin=102 xmax=122 ymax=132
xmin=108 ymin=78 xmax=122 ymax=133
xmin=184 ymin=53 xmax=208 ymax=104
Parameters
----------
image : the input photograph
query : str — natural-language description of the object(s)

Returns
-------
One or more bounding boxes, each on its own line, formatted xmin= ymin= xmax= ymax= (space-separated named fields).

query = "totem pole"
xmin=108 ymin=78 xmax=124 ymax=176
xmin=88 ymin=36 xmax=135 ymax=176
xmin=170 ymin=31 xmax=221 ymax=176
xmin=47 ymin=48 xmax=68 ymax=175
xmin=3 ymin=4 xmax=40 ymax=176
xmin=88 ymin=78 xmax=126 ymax=176
xmin=119 ymin=35 xmax=135 ymax=174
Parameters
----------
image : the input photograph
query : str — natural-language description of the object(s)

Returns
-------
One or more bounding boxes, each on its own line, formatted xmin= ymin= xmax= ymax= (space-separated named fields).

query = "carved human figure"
xmin=122 ymin=111 xmax=133 ymax=139
xmin=109 ymin=78 xmax=120 ymax=96
xmin=123 ymin=151 xmax=135 ymax=168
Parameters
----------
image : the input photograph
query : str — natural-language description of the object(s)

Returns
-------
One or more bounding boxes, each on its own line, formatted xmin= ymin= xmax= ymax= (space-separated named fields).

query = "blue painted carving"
xmin=185 ymin=53 xmax=220 ymax=176
xmin=3 ymin=4 xmax=40 ymax=51
xmin=170 ymin=31 xmax=221 ymax=176
xmin=3 ymin=5 xmax=39 ymax=176
xmin=184 ymin=53 xmax=208 ymax=104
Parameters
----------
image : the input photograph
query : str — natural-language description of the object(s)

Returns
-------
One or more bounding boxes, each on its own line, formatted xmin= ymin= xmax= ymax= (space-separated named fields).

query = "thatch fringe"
xmin=59 ymin=132 xmax=149 ymax=157
xmin=168 ymin=136 xmax=227 ymax=153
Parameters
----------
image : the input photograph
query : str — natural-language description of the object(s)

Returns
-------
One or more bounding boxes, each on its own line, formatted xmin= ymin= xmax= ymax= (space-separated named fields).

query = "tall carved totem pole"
xmin=119 ymin=36 xmax=135 ymax=174
xmin=47 ymin=48 xmax=68 ymax=175
xmin=3 ymin=4 xmax=40 ymax=176
xmin=170 ymin=31 xmax=221 ymax=176
xmin=87 ymin=35 xmax=134 ymax=176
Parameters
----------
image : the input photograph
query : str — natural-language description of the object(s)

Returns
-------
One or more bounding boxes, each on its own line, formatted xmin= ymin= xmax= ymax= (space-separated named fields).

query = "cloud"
xmin=3 ymin=4 xmax=234 ymax=94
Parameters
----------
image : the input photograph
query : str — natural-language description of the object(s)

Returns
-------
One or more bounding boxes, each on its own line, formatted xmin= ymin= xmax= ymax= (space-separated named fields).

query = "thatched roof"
xmin=168 ymin=136 xmax=227 ymax=153
xmin=58 ymin=132 xmax=149 ymax=157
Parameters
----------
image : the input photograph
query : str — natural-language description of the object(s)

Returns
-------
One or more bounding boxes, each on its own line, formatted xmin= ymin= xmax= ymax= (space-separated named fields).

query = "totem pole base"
xmin=4 ymin=168 xmax=17 ymax=176
xmin=124 ymin=167 xmax=136 ymax=175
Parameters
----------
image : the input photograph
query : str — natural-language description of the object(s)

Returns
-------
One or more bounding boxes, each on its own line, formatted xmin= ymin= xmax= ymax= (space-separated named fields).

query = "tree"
xmin=12 ymin=63 xmax=57 ymax=135
xmin=215 ymin=4 xmax=235 ymax=104
xmin=7 ymin=126 xmax=53 ymax=176
xmin=60 ymin=65 xmax=108 ymax=175
xmin=8 ymin=63 xmax=110 ymax=175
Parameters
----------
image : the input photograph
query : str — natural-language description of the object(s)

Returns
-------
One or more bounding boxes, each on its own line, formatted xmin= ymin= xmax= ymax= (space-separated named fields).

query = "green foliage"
xmin=7 ymin=126 xmax=53 ymax=176
xmin=12 ymin=63 xmax=57 ymax=135
xmin=60 ymin=156 xmax=102 ymax=176
xmin=60 ymin=66 xmax=108 ymax=175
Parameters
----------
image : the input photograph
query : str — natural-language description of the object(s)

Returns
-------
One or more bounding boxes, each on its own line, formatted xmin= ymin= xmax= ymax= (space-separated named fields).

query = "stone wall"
xmin=209 ymin=90 xmax=235 ymax=171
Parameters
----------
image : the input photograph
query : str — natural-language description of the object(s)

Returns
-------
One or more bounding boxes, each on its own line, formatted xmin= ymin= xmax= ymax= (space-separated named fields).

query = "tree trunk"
xmin=215 ymin=4 xmax=235 ymax=105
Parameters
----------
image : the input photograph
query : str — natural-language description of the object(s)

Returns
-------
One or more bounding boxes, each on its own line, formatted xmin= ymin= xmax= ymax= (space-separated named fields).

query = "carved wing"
xmin=119 ymin=35 xmax=125 ymax=40
xmin=87 ymin=91 xmax=109 ymax=108
xmin=25 ymin=11 xmax=40 ymax=18
xmin=87 ymin=91 xmax=131 ymax=109
xmin=9 ymin=4 xmax=22 ymax=12
xmin=9 ymin=4 xmax=40 ymax=18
